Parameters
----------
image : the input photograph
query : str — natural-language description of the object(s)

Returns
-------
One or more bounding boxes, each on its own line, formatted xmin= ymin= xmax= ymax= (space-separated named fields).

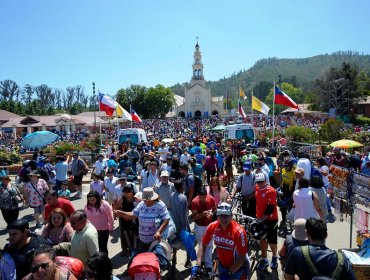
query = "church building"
xmin=175 ymin=42 xmax=225 ymax=118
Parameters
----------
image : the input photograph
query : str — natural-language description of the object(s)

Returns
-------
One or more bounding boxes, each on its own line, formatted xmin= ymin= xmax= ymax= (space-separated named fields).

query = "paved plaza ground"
xmin=0 ymin=176 xmax=359 ymax=280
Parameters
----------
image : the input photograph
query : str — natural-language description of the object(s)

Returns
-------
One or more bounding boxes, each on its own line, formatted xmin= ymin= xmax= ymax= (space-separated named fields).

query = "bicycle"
xmin=230 ymin=193 xmax=243 ymax=224
xmin=233 ymin=213 xmax=268 ymax=278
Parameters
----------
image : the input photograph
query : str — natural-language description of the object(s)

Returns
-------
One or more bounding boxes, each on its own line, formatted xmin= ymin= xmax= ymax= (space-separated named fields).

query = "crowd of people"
xmin=0 ymin=115 xmax=369 ymax=279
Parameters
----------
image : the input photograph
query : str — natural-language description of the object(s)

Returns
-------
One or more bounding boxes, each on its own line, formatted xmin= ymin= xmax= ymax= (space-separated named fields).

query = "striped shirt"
xmin=133 ymin=200 xmax=170 ymax=244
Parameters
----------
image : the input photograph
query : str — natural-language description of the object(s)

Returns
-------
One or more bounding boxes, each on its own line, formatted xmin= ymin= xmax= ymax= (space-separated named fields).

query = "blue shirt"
xmin=361 ymin=156 xmax=370 ymax=175
xmin=55 ymin=162 xmax=68 ymax=181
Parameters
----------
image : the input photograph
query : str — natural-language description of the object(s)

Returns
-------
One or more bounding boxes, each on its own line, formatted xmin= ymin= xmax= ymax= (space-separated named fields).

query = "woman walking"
xmin=24 ymin=171 xmax=49 ymax=228
xmin=0 ymin=175 xmax=23 ymax=228
xmin=84 ymin=191 xmax=114 ymax=254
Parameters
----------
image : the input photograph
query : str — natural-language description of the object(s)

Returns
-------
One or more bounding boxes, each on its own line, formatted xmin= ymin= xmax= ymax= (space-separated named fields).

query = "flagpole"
xmin=251 ymin=91 xmax=254 ymax=128
xmin=238 ymin=86 xmax=241 ymax=119
xmin=225 ymin=89 xmax=228 ymax=114
xmin=130 ymin=104 xmax=133 ymax=128
xmin=98 ymin=91 xmax=103 ymax=147
xmin=272 ymin=82 xmax=276 ymax=148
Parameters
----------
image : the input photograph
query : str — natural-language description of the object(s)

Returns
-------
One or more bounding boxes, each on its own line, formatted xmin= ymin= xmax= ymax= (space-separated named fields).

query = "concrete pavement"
xmin=0 ymin=179 xmax=359 ymax=280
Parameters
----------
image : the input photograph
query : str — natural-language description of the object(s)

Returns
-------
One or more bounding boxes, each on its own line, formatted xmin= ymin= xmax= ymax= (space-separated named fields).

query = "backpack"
xmin=301 ymin=245 xmax=344 ymax=279
xmin=55 ymin=256 xmax=84 ymax=280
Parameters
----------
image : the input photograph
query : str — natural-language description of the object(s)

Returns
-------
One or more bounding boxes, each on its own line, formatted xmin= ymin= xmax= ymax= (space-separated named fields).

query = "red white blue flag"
xmin=238 ymin=101 xmax=246 ymax=118
xmin=131 ymin=109 xmax=142 ymax=123
xmin=274 ymin=86 xmax=298 ymax=109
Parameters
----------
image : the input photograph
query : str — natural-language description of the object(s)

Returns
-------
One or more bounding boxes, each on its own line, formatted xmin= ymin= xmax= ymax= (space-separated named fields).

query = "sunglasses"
xmin=217 ymin=205 xmax=231 ymax=211
xmin=31 ymin=262 xmax=49 ymax=273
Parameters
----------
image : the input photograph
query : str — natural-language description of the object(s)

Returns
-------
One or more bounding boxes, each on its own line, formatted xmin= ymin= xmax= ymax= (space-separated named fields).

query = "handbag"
xmin=78 ymin=160 xmax=88 ymax=175
xmin=30 ymin=182 xmax=47 ymax=205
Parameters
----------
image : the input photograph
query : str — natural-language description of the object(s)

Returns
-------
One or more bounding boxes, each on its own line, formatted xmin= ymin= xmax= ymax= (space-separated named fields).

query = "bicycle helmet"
xmin=283 ymin=157 xmax=294 ymax=167
xmin=249 ymin=221 xmax=268 ymax=241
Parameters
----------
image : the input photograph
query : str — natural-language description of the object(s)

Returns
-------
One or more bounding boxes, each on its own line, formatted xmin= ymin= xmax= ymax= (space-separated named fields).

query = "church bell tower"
xmin=191 ymin=39 xmax=206 ymax=87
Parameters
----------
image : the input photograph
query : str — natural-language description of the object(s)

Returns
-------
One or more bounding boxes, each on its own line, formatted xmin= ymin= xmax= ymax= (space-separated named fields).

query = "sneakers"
xmin=257 ymin=258 xmax=269 ymax=270
xmin=270 ymin=256 xmax=278 ymax=269
xmin=326 ymin=212 xmax=336 ymax=223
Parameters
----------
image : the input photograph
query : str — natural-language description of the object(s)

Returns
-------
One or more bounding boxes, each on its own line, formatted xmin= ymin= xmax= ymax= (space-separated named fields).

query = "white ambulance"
xmin=224 ymin=123 xmax=255 ymax=142
xmin=117 ymin=128 xmax=147 ymax=145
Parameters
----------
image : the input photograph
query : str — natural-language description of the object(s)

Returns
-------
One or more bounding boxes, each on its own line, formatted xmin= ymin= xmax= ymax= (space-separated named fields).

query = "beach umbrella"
xmin=21 ymin=131 xmax=59 ymax=149
xmin=329 ymin=139 xmax=363 ymax=149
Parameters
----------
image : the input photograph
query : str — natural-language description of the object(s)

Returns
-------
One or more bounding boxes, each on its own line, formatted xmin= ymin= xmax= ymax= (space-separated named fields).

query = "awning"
xmin=1 ymin=128 xmax=12 ymax=132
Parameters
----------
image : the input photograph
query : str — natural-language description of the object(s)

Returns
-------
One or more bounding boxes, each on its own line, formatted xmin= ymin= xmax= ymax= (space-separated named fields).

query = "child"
xmin=58 ymin=180 xmax=71 ymax=199
xmin=90 ymin=174 xmax=104 ymax=197
xmin=48 ymin=171 xmax=56 ymax=191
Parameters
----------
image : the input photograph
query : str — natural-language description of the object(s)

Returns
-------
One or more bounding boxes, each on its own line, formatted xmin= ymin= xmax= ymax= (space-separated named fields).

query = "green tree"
xmin=319 ymin=119 xmax=345 ymax=142
xmin=265 ymin=82 xmax=303 ymax=113
xmin=285 ymin=125 xmax=316 ymax=143
xmin=143 ymin=85 xmax=174 ymax=118
xmin=0 ymin=80 xmax=20 ymax=101
xmin=116 ymin=85 xmax=147 ymax=114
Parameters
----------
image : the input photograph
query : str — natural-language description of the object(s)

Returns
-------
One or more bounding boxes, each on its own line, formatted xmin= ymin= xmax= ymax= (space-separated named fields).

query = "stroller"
xmin=128 ymin=240 xmax=172 ymax=280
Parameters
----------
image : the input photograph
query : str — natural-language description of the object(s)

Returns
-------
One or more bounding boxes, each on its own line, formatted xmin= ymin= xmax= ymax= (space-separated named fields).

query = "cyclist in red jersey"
xmin=192 ymin=202 xmax=249 ymax=280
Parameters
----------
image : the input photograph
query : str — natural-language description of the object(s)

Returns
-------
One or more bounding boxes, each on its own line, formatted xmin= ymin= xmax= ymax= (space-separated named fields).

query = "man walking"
xmin=284 ymin=218 xmax=355 ymax=280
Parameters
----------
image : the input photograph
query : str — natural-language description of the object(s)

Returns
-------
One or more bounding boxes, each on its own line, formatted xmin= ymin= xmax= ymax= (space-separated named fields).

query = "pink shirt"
xmin=84 ymin=200 xmax=114 ymax=231
xmin=41 ymin=222 xmax=74 ymax=245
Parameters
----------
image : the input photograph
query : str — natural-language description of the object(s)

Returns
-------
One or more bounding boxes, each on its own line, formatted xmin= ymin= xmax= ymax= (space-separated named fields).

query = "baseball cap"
xmin=255 ymin=173 xmax=266 ymax=182
xmin=216 ymin=202 xmax=232 ymax=216
xmin=243 ymin=163 xmax=251 ymax=171
xmin=160 ymin=170 xmax=170 ymax=177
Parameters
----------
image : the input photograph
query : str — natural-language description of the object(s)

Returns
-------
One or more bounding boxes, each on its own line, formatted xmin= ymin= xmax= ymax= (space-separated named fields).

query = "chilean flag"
xmin=99 ymin=92 xmax=116 ymax=116
xmin=131 ymin=109 xmax=142 ymax=123
xmin=238 ymin=101 xmax=246 ymax=118
xmin=274 ymin=86 xmax=298 ymax=109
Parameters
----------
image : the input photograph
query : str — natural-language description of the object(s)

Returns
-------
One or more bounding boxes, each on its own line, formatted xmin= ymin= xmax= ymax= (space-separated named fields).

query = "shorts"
xmin=30 ymin=205 xmax=44 ymax=214
xmin=73 ymin=174 xmax=83 ymax=186
xmin=264 ymin=220 xmax=278 ymax=244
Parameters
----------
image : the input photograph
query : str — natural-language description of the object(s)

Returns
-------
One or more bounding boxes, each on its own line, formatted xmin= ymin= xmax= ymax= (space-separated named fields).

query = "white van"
xmin=117 ymin=128 xmax=147 ymax=145
xmin=224 ymin=124 xmax=255 ymax=142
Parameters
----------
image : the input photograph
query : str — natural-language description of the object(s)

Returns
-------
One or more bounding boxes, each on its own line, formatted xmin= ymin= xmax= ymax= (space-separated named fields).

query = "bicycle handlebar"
xmin=233 ymin=213 xmax=257 ymax=223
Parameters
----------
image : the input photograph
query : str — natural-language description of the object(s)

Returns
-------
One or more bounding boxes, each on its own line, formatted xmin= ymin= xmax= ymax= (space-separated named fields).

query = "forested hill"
xmin=170 ymin=51 xmax=370 ymax=100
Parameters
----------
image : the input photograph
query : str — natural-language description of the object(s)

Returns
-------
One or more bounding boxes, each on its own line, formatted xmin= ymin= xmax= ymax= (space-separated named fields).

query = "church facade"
xmin=175 ymin=42 xmax=225 ymax=118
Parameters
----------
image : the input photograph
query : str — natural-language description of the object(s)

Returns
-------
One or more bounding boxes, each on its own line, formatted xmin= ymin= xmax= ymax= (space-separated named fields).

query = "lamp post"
xmin=93 ymin=82 xmax=96 ymax=133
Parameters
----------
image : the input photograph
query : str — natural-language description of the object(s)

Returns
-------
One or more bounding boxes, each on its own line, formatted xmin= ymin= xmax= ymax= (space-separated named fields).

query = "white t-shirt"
xmin=158 ymin=147 xmax=169 ymax=161
xmin=104 ymin=176 xmax=118 ymax=193
xmin=180 ymin=153 xmax=191 ymax=165
xmin=297 ymin=158 xmax=311 ymax=180
xmin=94 ymin=160 xmax=106 ymax=175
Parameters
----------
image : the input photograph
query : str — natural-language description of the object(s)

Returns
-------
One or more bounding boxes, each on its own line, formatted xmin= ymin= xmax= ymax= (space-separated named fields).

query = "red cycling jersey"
xmin=202 ymin=220 xmax=248 ymax=268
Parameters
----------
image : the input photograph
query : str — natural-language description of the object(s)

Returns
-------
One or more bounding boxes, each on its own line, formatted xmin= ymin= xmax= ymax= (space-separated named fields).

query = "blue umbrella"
xmin=21 ymin=131 xmax=59 ymax=149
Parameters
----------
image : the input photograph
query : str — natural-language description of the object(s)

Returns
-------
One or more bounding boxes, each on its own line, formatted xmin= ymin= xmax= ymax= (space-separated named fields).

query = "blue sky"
xmin=1 ymin=0 xmax=370 ymax=97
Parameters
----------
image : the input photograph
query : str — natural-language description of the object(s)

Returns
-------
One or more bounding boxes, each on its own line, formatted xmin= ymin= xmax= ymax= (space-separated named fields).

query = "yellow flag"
xmin=239 ymin=88 xmax=247 ymax=100
xmin=252 ymin=95 xmax=270 ymax=115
